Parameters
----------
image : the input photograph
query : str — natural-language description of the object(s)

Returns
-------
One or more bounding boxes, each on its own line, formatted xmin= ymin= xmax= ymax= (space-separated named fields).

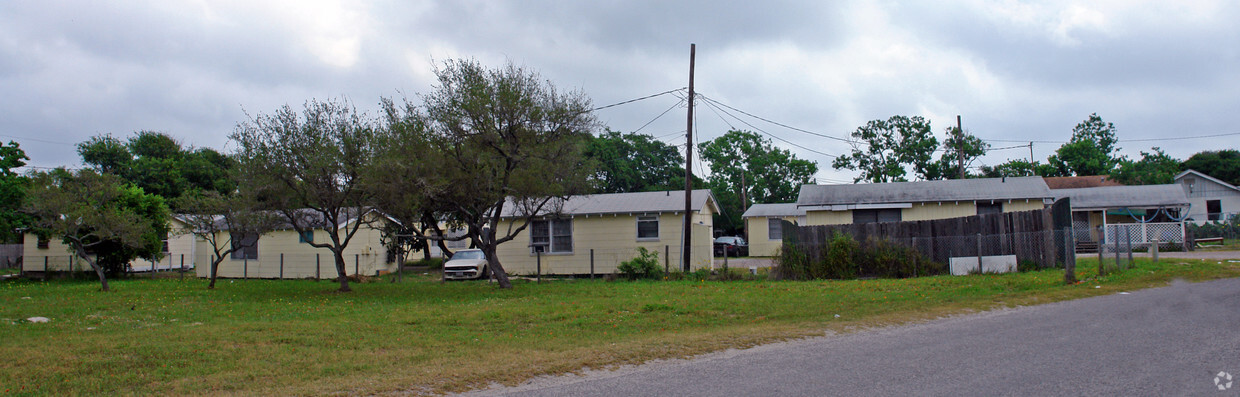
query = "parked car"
xmin=713 ymin=236 xmax=748 ymax=257
xmin=443 ymin=249 xmax=489 ymax=280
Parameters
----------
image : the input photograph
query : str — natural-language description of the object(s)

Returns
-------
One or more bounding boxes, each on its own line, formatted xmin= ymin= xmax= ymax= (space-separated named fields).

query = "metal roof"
xmin=741 ymin=203 xmax=805 ymax=218
xmin=1053 ymin=184 xmax=1190 ymax=210
xmin=1174 ymin=169 xmax=1240 ymax=192
xmin=796 ymin=176 xmax=1053 ymax=207
xmin=501 ymin=189 xmax=717 ymax=217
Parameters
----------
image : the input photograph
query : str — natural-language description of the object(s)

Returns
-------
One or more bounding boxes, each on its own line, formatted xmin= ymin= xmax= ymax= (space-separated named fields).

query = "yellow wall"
xmin=745 ymin=216 xmax=798 ymax=257
xmin=193 ymin=214 xmax=396 ymax=280
xmin=492 ymin=211 xmax=714 ymax=276
xmin=806 ymin=210 xmax=851 ymax=225
xmin=23 ymin=218 xmax=196 ymax=273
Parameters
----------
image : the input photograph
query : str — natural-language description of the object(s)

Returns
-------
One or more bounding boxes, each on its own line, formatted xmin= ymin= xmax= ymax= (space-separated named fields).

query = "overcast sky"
xmin=2 ymin=1 xmax=1238 ymax=183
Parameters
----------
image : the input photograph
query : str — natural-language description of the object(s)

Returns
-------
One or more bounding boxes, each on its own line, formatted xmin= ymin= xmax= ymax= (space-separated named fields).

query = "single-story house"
xmin=491 ymin=189 xmax=718 ymax=275
xmin=1043 ymin=175 xmax=1124 ymax=190
xmin=1052 ymin=184 xmax=1190 ymax=246
xmin=795 ymin=177 xmax=1055 ymax=226
xmin=183 ymin=209 xmax=400 ymax=279
xmin=1174 ymin=169 xmax=1240 ymax=224
xmin=740 ymin=203 xmax=805 ymax=257
xmin=22 ymin=222 xmax=196 ymax=274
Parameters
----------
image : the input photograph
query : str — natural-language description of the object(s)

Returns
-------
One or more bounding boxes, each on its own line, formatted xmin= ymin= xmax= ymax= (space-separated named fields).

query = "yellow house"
xmin=741 ymin=203 xmax=806 ymax=257
xmin=490 ymin=189 xmax=718 ymax=276
xmin=796 ymin=177 xmax=1054 ymax=226
xmin=22 ymin=220 xmax=196 ymax=274
xmin=183 ymin=210 xmax=399 ymax=279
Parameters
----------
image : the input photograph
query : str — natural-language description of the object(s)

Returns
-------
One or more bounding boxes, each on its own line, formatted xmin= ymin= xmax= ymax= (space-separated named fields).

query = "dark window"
xmin=768 ymin=218 xmax=783 ymax=240
xmin=853 ymin=209 xmax=902 ymax=224
xmin=977 ymin=202 xmax=1003 ymax=215
xmin=530 ymin=219 xmax=572 ymax=253
xmin=36 ymin=236 xmax=49 ymax=249
xmin=299 ymin=230 xmax=314 ymax=244
xmin=637 ymin=216 xmax=659 ymax=240
xmin=230 ymin=232 xmax=259 ymax=260
xmin=1208 ymin=200 xmax=1222 ymax=221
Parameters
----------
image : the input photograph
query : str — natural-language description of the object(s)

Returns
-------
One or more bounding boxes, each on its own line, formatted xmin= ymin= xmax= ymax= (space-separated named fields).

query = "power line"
xmin=696 ymin=94 xmax=859 ymax=144
xmin=631 ymin=97 xmax=685 ymax=134
xmin=0 ymin=134 xmax=76 ymax=146
xmin=589 ymin=88 xmax=686 ymax=113
xmin=984 ymin=131 xmax=1240 ymax=144
xmin=697 ymin=96 xmax=838 ymax=159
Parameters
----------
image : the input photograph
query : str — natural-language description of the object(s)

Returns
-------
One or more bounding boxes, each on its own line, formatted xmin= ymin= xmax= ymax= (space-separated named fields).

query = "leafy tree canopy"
xmin=1181 ymin=149 xmax=1240 ymax=186
xmin=77 ymin=131 xmax=235 ymax=205
xmin=700 ymin=129 xmax=817 ymax=234
xmin=584 ymin=129 xmax=686 ymax=193
xmin=1045 ymin=113 xmax=1120 ymax=177
xmin=24 ymin=169 xmax=169 ymax=290
xmin=1110 ymin=147 xmax=1181 ymax=185
xmin=0 ymin=141 xmax=30 ymax=242
xmin=832 ymin=115 xmax=938 ymax=183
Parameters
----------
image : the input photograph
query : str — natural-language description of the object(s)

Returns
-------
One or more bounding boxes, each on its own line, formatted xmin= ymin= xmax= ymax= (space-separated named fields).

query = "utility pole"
xmin=956 ymin=115 xmax=965 ymax=179
xmin=683 ymin=43 xmax=695 ymax=272
xmin=740 ymin=171 xmax=748 ymax=213
xmin=1028 ymin=142 xmax=1035 ymax=165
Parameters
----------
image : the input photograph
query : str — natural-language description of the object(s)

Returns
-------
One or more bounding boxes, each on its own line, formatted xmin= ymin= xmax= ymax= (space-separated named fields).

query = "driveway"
xmin=468 ymin=277 xmax=1240 ymax=396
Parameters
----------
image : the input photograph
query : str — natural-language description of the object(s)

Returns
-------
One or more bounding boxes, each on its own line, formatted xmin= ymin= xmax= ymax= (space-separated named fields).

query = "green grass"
xmin=1196 ymin=237 xmax=1240 ymax=250
xmin=2 ymin=258 xmax=1238 ymax=396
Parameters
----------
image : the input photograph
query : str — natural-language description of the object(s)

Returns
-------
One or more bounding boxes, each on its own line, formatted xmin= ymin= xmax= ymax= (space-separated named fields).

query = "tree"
xmin=584 ymin=129 xmax=686 ymax=193
xmin=409 ymin=59 xmax=596 ymax=289
xmin=923 ymin=126 xmax=990 ymax=180
xmin=1181 ymin=149 xmax=1240 ymax=186
xmin=1110 ymin=147 xmax=1181 ymax=185
xmin=1045 ymin=113 xmax=1121 ymax=176
xmin=231 ymin=98 xmax=383 ymax=292
xmin=174 ymin=190 xmax=280 ymax=289
xmin=700 ymin=130 xmax=817 ymax=233
xmin=77 ymin=131 xmax=235 ymax=205
xmin=0 ymin=141 xmax=30 ymax=243
xmin=832 ymin=115 xmax=938 ymax=183
xmin=24 ymin=169 xmax=169 ymax=291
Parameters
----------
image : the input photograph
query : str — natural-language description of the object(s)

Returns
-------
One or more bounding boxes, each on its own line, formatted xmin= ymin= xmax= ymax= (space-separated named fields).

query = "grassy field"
xmin=3 ymin=258 xmax=1239 ymax=396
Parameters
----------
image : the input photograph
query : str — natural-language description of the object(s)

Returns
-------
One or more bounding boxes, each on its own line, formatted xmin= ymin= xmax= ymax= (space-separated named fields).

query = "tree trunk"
xmin=333 ymin=249 xmax=352 ymax=292
xmin=76 ymin=246 xmax=110 ymax=292
xmin=208 ymin=255 xmax=223 ymax=289
xmin=484 ymin=245 xmax=512 ymax=288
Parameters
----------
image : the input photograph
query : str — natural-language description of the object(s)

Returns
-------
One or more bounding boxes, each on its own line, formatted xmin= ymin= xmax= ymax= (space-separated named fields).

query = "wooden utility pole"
xmin=956 ymin=115 xmax=965 ymax=179
xmin=683 ymin=43 xmax=696 ymax=272
xmin=740 ymin=171 xmax=748 ymax=213
xmin=1028 ymin=142 xmax=1035 ymax=165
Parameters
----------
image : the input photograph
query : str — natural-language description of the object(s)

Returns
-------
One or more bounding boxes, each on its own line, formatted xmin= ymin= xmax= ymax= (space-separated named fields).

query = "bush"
xmin=406 ymin=258 xmax=444 ymax=270
xmin=618 ymin=247 xmax=664 ymax=280
xmin=775 ymin=232 xmax=944 ymax=280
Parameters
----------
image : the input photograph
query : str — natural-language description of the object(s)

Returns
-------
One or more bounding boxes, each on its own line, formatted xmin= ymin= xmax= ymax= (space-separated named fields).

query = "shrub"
xmin=618 ymin=247 xmax=664 ymax=280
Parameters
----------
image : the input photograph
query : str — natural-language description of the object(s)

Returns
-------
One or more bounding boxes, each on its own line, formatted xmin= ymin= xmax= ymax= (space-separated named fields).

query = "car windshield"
xmin=453 ymin=250 xmax=485 ymax=260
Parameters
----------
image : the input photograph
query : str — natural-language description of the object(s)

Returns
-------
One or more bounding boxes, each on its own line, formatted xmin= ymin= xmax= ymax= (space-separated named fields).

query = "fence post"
xmin=44 ymin=256 xmax=48 ymax=281
xmin=354 ymin=254 xmax=359 ymax=276
xmin=1113 ymin=236 xmax=1120 ymax=273
xmin=244 ymin=258 xmax=248 ymax=279
xmin=590 ymin=249 xmax=595 ymax=279
xmin=1098 ymin=237 xmax=1105 ymax=276
xmin=316 ymin=253 xmax=321 ymax=280
xmin=536 ymin=250 xmax=542 ymax=283
xmin=976 ymin=233 xmax=983 ymax=275
xmin=1125 ymin=224 xmax=1133 ymax=269
xmin=1151 ymin=238 xmax=1160 ymax=263
xmin=664 ymin=245 xmax=670 ymax=274
xmin=280 ymin=253 xmax=284 ymax=279
xmin=180 ymin=254 xmax=185 ymax=281
xmin=1063 ymin=229 xmax=1076 ymax=283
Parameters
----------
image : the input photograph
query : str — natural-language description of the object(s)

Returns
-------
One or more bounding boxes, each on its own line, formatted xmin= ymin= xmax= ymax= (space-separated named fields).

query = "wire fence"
xmin=0 ymin=244 xmax=20 ymax=270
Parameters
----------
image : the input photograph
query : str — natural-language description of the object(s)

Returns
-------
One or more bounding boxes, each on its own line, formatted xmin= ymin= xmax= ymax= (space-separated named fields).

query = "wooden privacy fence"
xmin=785 ymin=209 xmax=1072 ymax=269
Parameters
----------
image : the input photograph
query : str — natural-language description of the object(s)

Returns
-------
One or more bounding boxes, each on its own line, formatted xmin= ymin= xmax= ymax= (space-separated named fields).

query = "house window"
xmin=1207 ymin=200 xmax=1222 ymax=221
xmin=768 ymin=218 xmax=784 ymax=240
xmin=36 ymin=236 xmax=49 ymax=249
xmin=445 ymin=228 xmax=468 ymax=249
xmin=530 ymin=219 xmax=572 ymax=253
xmin=636 ymin=216 xmax=659 ymax=240
xmin=977 ymin=202 xmax=1002 ymax=215
xmin=299 ymin=230 xmax=314 ymax=244
xmin=853 ymin=209 xmax=902 ymax=224
xmin=230 ymin=232 xmax=259 ymax=260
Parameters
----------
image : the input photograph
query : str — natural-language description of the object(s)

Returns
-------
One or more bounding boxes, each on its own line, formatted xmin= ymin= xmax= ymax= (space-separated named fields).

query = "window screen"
xmin=768 ymin=218 xmax=783 ymax=240
xmin=230 ymin=232 xmax=259 ymax=260
xmin=637 ymin=216 xmax=659 ymax=240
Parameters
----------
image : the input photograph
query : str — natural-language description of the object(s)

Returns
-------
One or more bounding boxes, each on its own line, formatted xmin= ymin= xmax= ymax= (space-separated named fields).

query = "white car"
xmin=443 ymin=249 xmax=489 ymax=280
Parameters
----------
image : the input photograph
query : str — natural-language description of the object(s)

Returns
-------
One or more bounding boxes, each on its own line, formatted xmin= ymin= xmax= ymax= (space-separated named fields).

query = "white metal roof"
xmin=796 ymin=176 xmax=1053 ymax=207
